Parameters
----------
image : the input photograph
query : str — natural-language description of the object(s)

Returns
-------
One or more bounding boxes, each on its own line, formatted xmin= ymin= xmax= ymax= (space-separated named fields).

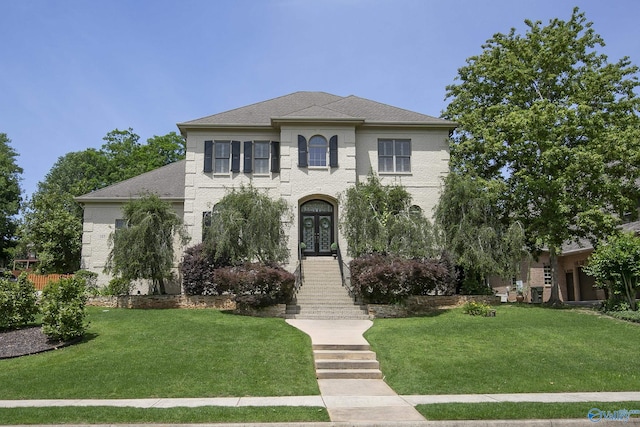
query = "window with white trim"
xmin=378 ymin=139 xmax=411 ymax=173
xmin=308 ymin=135 xmax=327 ymax=167
xmin=253 ymin=141 xmax=270 ymax=174
xmin=214 ymin=141 xmax=231 ymax=173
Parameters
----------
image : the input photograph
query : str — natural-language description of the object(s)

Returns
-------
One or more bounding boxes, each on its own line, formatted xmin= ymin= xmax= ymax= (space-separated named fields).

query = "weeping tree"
xmin=105 ymin=194 xmax=189 ymax=294
xmin=435 ymin=173 xmax=526 ymax=294
xmin=340 ymin=172 xmax=438 ymax=258
xmin=204 ymin=185 xmax=292 ymax=264
xmin=444 ymin=8 xmax=640 ymax=304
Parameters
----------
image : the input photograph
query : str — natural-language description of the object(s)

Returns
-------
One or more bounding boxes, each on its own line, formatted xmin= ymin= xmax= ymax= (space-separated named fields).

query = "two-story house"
xmin=77 ymin=92 xmax=455 ymax=293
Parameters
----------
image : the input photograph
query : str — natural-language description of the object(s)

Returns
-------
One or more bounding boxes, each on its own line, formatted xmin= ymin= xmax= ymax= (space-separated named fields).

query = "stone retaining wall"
xmin=88 ymin=295 xmax=235 ymax=310
xmin=368 ymin=295 xmax=501 ymax=318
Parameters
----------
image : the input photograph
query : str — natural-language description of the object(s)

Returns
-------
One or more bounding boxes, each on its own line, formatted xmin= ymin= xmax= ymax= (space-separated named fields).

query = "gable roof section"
xmin=76 ymin=160 xmax=185 ymax=202
xmin=178 ymin=91 xmax=455 ymax=129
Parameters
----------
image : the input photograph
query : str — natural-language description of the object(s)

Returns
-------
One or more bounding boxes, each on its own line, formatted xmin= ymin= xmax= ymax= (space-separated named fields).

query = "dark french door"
xmin=300 ymin=200 xmax=334 ymax=256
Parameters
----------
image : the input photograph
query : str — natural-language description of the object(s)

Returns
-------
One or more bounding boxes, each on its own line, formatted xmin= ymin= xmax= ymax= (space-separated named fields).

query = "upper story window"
xmin=298 ymin=135 xmax=338 ymax=168
xmin=253 ymin=141 xmax=270 ymax=174
xmin=206 ymin=140 xmax=280 ymax=174
xmin=214 ymin=141 xmax=231 ymax=173
xmin=378 ymin=139 xmax=411 ymax=173
xmin=308 ymin=135 xmax=327 ymax=167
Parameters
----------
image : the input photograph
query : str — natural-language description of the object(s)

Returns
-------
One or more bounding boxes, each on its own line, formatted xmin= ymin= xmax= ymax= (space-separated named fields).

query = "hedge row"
xmin=181 ymin=243 xmax=295 ymax=307
xmin=350 ymin=253 xmax=457 ymax=304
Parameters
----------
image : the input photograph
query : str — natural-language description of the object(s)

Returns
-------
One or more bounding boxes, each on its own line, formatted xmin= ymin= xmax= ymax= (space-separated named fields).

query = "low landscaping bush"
xmin=181 ymin=243 xmax=231 ymax=296
xmin=214 ymin=263 xmax=295 ymax=308
xmin=0 ymin=273 xmax=38 ymax=330
xmin=461 ymin=300 xmax=493 ymax=316
xmin=41 ymin=276 xmax=88 ymax=341
xmin=349 ymin=253 xmax=456 ymax=304
xmin=104 ymin=277 xmax=134 ymax=296
xmin=606 ymin=310 xmax=640 ymax=324
xmin=75 ymin=270 xmax=99 ymax=296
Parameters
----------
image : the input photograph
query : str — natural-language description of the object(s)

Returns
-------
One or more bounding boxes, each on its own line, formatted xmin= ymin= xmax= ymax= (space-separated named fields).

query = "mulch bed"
xmin=0 ymin=326 xmax=69 ymax=359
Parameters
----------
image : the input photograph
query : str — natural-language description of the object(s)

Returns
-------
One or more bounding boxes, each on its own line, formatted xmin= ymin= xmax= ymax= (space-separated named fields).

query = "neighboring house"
xmin=491 ymin=220 xmax=640 ymax=304
xmin=77 ymin=91 xmax=456 ymax=293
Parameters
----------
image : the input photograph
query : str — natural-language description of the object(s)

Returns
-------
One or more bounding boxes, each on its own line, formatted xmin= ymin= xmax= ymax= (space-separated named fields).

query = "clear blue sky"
xmin=2 ymin=0 xmax=639 ymax=200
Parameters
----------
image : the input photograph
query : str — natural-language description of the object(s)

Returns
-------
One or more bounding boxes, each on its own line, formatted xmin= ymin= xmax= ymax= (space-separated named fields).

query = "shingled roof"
xmin=76 ymin=160 xmax=185 ymax=202
xmin=178 ymin=91 xmax=455 ymax=128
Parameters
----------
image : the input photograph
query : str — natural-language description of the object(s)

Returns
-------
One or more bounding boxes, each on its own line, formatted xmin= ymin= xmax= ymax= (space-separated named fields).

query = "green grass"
xmin=0 ymin=307 xmax=319 ymax=399
xmin=417 ymin=401 xmax=640 ymax=421
xmin=366 ymin=305 xmax=640 ymax=395
xmin=0 ymin=406 xmax=330 ymax=424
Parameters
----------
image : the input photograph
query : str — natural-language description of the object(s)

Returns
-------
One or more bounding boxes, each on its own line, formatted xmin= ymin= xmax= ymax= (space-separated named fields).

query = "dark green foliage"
xmin=350 ymin=254 xmax=456 ymax=304
xmin=204 ymin=185 xmax=292 ymax=264
xmin=0 ymin=133 xmax=23 ymax=267
xmin=20 ymin=129 xmax=185 ymax=274
xmin=584 ymin=232 xmax=640 ymax=311
xmin=40 ymin=276 xmax=88 ymax=341
xmin=106 ymin=194 xmax=189 ymax=294
xmin=436 ymin=173 xmax=526 ymax=287
xmin=104 ymin=277 xmax=134 ymax=296
xmin=181 ymin=243 xmax=231 ymax=295
xmin=341 ymin=173 xmax=437 ymax=258
xmin=0 ymin=273 xmax=38 ymax=330
xmin=444 ymin=8 xmax=640 ymax=304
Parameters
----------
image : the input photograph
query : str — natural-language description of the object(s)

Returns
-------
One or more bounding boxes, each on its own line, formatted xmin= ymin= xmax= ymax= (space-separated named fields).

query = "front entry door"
xmin=301 ymin=200 xmax=334 ymax=256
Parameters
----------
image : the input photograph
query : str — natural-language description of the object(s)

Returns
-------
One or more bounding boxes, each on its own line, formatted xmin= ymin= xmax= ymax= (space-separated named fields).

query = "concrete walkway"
xmin=286 ymin=319 xmax=426 ymax=423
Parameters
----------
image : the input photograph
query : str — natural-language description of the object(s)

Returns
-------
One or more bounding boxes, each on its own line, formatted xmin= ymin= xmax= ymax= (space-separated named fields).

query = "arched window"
xmin=308 ymin=135 xmax=327 ymax=167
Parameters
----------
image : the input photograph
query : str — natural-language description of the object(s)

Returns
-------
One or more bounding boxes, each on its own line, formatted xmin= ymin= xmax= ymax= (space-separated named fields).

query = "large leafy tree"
xmin=340 ymin=172 xmax=437 ymax=258
xmin=204 ymin=185 xmax=292 ymax=264
xmin=0 ymin=133 xmax=22 ymax=266
xmin=444 ymin=8 xmax=640 ymax=304
xmin=105 ymin=194 xmax=189 ymax=294
xmin=435 ymin=173 xmax=526 ymax=293
xmin=21 ymin=130 xmax=185 ymax=273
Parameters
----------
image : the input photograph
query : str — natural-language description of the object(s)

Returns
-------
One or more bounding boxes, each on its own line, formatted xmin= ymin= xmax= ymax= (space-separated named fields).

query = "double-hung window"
xmin=214 ymin=141 xmax=231 ymax=173
xmin=378 ymin=139 xmax=411 ymax=173
xmin=253 ymin=141 xmax=270 ymax=174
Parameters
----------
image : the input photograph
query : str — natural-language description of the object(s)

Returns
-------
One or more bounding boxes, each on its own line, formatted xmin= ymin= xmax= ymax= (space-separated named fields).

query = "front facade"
xmin=78 ymin=92 xmax=455 ymax=292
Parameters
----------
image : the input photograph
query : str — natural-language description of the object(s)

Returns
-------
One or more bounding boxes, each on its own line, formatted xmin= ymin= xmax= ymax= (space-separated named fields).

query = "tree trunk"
xmin=547 ymin=246 xmax=562 ymax=306
xmin=157 ymin=277 xmax=166 ymax=295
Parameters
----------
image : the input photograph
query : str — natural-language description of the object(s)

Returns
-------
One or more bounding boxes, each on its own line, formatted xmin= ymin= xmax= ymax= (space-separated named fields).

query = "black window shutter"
xmin=243 ymin=141 xmax=253 ymax=173
xmin=329 ymin=135 xmax=338 ymax=168
xmin=270 ymin=141 xmax=280 ymax=173
xmin=298 ymin=135 xmax=308 ymax=167
xmin=231 ymin=141 xmax=241 ymax=173
xmin=204 ymin=140 xmax=213 ymax=173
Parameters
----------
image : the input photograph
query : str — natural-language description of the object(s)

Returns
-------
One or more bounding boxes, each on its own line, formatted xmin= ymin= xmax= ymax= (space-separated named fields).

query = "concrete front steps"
xmin=313 ymin=344 xmax=383 ymax=380
xmin=286 ymin=257 xmax=369 ymax=320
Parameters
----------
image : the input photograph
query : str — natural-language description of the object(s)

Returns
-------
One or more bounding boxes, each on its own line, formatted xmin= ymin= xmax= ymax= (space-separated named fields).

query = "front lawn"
xmin=366 ymin=305 xmax=640 ymax=395
xmin=0 ymin=307 xmax=319 ymax=399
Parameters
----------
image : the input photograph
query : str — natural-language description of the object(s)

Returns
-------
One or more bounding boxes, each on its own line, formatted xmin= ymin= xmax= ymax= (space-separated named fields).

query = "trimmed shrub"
xmin=606 ymin=310 xmax=640 ymax=324
xmin=350 ymin=253 xmax=456 ymax=304
xmin=0 ymin=273 xmax=38 ymax=330
xmin=104 ymin=277 xmax=134 ymax=296
xmin=181 ymin=243 xmax=231 ymax=296
xmin=213 ymin=263 xmax=295 ymax=307
xmin=41 ymin=276 xmax=88 ymax=341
